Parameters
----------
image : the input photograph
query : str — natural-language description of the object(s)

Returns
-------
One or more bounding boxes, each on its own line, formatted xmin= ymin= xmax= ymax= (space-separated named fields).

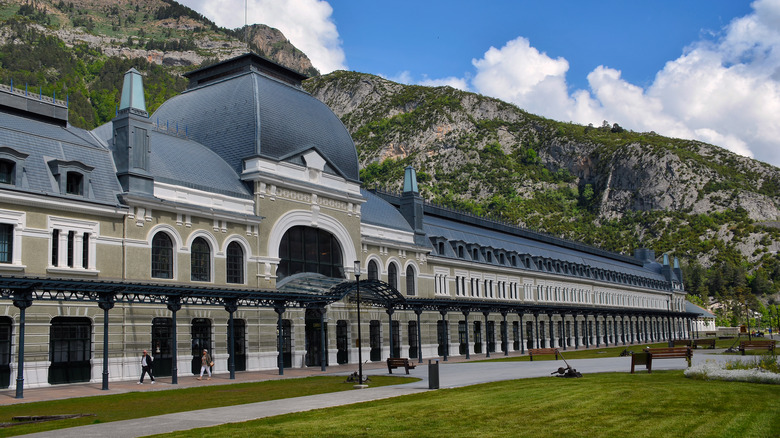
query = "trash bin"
xmin=428 ymin=359 xmax=439 ymax=389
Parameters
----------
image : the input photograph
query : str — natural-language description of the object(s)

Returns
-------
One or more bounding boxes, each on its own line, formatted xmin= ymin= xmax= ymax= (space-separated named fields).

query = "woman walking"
xmin=198 ymin=349 xmax=212 ymax=380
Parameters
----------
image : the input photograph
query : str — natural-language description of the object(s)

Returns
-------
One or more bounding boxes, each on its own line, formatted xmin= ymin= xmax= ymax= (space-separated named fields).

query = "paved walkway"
xmin=4 ymin=348 xmax=732 ymax=438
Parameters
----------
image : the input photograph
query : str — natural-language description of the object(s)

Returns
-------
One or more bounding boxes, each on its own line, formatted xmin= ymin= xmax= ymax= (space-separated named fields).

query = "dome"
xmin=151 ymin=53 xmax=360 ymax=183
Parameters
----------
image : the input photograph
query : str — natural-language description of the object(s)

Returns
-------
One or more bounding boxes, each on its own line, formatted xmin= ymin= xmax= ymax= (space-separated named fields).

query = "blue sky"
xmin=178 ymin=0 xmax=780 ymax=169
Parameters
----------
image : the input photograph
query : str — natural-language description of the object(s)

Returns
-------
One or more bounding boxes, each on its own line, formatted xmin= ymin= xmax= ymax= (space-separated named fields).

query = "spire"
xmin=119 ymin=68 xmax=147 ymax=115
xmin=399 ymin=166 xmax=426 ymax=245
xmin=403 ymin=166 xmax=419 ymax=193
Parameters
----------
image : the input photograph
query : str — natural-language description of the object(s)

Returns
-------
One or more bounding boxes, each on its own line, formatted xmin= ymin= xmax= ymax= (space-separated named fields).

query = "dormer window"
xmin=66 ymin=172 xmax=84 ymax=195
xmin=458 ymin=246 xmax=464 ymax=258
xmin=0 ymin=147 xmax=28 ymax=187
xmin=438 ymin=241 xmax=445 ymax=255
xmin=48 ymin=159 xmax=94 ymax=198
xmin=499 ymin=253 xmax=505 ymax=265
xmin=486 ymin=252 xmax=492 ymax=263
xmin=473 ymin=248 xmax=479 ymax=260
xmin=511 ymin=255 xmax=517 ymax=266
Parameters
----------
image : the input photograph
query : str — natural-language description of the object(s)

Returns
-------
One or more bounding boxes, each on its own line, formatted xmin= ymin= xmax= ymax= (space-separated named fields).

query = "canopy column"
xmin=224 ymin=299 xmax=238 ymax=380
xmin=13 ymin=289 xmax=32 ymax=399
xmin=462 ymin=310 xmax=470 ymax=360
xmin=275 ymin=303 xmax=286 ymax=376
xmin=166 ymin=297 xmax=181 ymax=385
xmin=98 ymin=293 xmax=115 ymax=390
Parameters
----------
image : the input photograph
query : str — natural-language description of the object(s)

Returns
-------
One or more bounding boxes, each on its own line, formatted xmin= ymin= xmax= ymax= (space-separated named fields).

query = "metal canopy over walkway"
xmin=0 ymin=274 xmax=694 ymax=398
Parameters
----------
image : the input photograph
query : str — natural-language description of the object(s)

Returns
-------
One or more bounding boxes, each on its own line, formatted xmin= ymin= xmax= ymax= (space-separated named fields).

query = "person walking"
xmin=198 ymin=348 xmax=212 ymax=380
xmin=138 ymin=349 xmax=155 ymax=384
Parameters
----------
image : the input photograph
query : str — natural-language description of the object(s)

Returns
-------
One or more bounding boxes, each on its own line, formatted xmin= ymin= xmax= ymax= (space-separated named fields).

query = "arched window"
xmin=277 ymin=226 xmax=344 ymax=281
xmin=226 ymin=241 xmax=244 ymax=284
xmin=368 ymin=260 xmax=379 ymax=280
xmin=406 ymin=265 xmax=416 ymax=296
xmin=151 ymin=232 xmax=174 ymax=279
xmin=388 ymin=262 xmax=398 ymax=290
xmin=191 ymin=237 xmax=211 ymax=282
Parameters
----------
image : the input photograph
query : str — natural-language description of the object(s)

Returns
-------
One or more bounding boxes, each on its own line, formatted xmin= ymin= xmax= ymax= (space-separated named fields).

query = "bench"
xmin=738 ymin=340 xmax=775 ymax=356
xmin=386 ymin=357 xmax=416 ymax=374
xmin=528 ymin=348 xmax=559 ymax=361
xmin=672 ymin=339 xmax=692 ymax=347
xmin=693 ymin=338 xmax=716 ymax=349
xmin=632 ymin=347 xmax=692 ymax=373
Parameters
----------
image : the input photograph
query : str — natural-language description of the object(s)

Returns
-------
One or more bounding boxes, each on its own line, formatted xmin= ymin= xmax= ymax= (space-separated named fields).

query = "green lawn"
xmin=0 ymin=375 xmax=416 ymax=437
xmin=155 ymin=371 xmax=780 ymax=438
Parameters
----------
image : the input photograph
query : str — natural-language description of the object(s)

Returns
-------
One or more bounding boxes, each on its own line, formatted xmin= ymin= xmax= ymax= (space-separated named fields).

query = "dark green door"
xmin=49 ymin=317 xmax=91 ymax=384
xmin=152 ymin=318 xmax=173 ymax=377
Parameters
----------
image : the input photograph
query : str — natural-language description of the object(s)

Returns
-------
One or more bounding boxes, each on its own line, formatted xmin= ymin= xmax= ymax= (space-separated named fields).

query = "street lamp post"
xmin=354 ymin=260 xmax=366 ymax=388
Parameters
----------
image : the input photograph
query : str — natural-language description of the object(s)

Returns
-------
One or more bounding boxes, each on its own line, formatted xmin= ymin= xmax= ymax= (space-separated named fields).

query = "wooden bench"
xmin=693 ymin=338 xmax=716 ymax=349
xmin=738 ymin=340 xmax=775 ymax=356
xmin=386 ymin=357 xmax=416 ymax=374
xmin=528 ymin=348 xmax=559 ymax=361
xmin=672 ymin=339 xmax=692 ymax=347
xmin=632 ymin=347 xmax=692 ymax=373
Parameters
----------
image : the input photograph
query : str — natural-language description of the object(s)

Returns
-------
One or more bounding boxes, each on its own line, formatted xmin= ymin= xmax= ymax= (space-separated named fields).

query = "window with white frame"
xmin=48 ymin=216 xmax=98 ymax=273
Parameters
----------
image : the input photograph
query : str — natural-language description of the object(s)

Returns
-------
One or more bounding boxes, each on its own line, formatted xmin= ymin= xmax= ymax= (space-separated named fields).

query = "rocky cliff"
xmin=305 ymin=71 xmax=780 ymax=268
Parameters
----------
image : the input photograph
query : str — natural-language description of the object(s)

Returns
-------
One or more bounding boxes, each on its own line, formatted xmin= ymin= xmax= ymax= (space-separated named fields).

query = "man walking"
xmin=138 ymin=349 xmax=155 ymax=384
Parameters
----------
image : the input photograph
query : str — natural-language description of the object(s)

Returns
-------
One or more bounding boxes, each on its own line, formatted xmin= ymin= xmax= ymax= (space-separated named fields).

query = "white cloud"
xmin=418 ymin=75 xmax=470 ymax=90
xmin=456 ymin=0 xmax=780 ymax=168
xmin=177 ymin=0 xmax=346 ymax=73
xmin=470 ymin=37 xmax=573 ymax=121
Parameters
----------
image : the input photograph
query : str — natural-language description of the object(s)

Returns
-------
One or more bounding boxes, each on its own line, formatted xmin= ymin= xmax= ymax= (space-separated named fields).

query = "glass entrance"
xmin=487 ymin=321 xmax=496 ymax=353
xmin=49 ymin=317 xmax=91 ymax=384
xmin=437 ymin=320 xmax=449 ymax=357
xmin=151 ymin=318 xmax=173 ymax=377
xmin=336 ymin=320 xmax=348 ymax=364
xmin=391 ymin=320 xmax=400 ymax=358
xmin=0 ymin=317 xmax=11 ymax=388
xmin=190 ymin=318 xmax=211 ymax=375
xmin=229 ymin=319 xmax=246 ymax=371
xmin=458 ymin=321 xmax=467 ymax=355
xmin=473 ymin=321 xmax=482 ymax=354
xmin=370 ymin=320 xmax=381 ymax=362
xmin=408 ymin=321 xmax=418 ymax=359
xmin=305 ymin=312 xmax=327 ymax=367
xmin=280 ymin=319 xmax=292 ymax=368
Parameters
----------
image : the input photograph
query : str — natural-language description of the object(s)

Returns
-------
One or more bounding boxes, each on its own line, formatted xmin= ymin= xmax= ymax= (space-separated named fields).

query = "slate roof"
xmin=148 ymin=131 xmax=251 ymax=198
xmin=360 ymin=188 xmax=413 ymax=232
xmin=151 ymin=69 xmax=359 ymax=183
xmin=0 ymin=109 xmax=122 ymax=206
xmin=686 ymin=301 xmax=716 ymax=318
xmin=423 ymin=213 xmax=668 ymax=283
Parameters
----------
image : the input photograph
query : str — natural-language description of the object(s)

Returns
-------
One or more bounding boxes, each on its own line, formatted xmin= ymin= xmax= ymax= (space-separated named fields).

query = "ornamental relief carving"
xmin=277 ymin=188 xmax=311 ymax=203
xmin=273 ymin=188 xmax=349 ymax=212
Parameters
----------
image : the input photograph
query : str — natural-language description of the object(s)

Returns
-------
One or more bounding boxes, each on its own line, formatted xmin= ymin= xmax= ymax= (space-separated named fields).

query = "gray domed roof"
xmin=151 ymin=55 xmax=359 ymax=183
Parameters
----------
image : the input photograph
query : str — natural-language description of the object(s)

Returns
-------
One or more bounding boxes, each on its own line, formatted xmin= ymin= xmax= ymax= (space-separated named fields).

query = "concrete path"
xmin=9 ymin=349 xmax=732 ymax=438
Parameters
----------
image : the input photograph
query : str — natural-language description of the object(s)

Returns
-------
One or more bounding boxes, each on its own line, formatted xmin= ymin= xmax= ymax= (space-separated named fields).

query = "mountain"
xmin=1 ymin=0 xmax=779 ymax=307
xmin=304 ymin=71 xmax=780 ymax=303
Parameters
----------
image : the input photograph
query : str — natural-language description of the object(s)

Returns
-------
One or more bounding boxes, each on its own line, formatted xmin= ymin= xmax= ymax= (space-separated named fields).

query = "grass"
xmin=0 ymin=375 xmax=416 ymax=437
xmin=153 ymin=371 xmax=780 ymax=438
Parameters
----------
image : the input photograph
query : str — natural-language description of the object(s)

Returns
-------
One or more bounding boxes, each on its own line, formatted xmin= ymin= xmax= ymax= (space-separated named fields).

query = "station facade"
xmin=0 ymin=53 xmax=692 ymax=393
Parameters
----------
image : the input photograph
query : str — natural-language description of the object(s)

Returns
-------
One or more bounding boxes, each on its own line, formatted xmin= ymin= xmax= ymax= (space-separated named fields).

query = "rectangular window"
xmin=52 ymin=229 xmax=59 ymax=266
xmin=0 ymin=224 xmax=12 ymax=263
xmin=66 ymin=172 xmax=83 ymax=195
xmin=82 ymin=233 xmax=89 ymax=269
